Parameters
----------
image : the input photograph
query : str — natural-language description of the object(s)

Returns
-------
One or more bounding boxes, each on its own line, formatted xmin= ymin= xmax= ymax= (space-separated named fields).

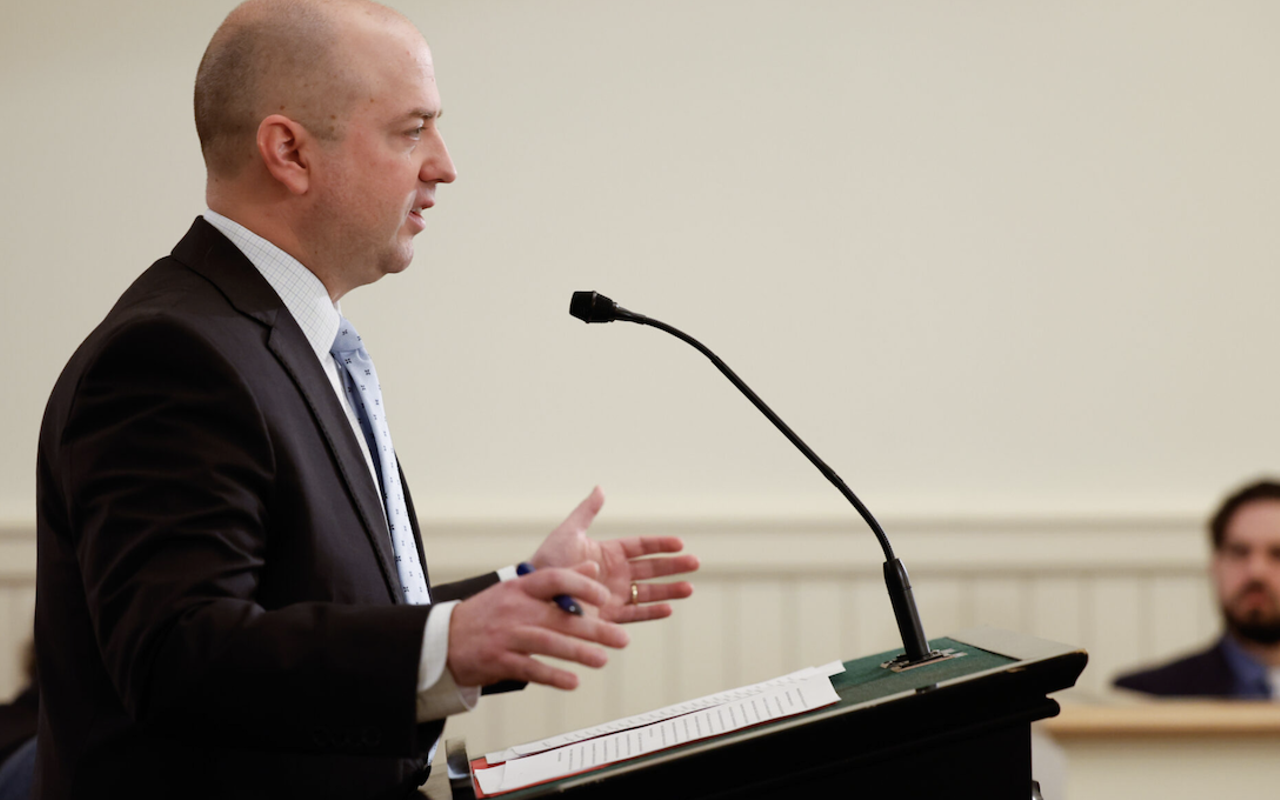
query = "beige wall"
xmin=3 ymin=0 xmax=1279 ymax=780
xmin=4 ymin=1 xmax=1280 ymax=528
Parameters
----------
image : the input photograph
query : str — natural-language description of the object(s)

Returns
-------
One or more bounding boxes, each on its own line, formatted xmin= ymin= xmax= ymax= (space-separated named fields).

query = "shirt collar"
xmin=202 ymin=210 xmax=340 ymax=364
xmin=1219 ymin=633 xmax=1272 ymax=698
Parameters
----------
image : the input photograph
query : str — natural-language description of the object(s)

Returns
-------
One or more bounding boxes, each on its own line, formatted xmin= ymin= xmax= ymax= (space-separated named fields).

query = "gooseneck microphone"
xmin=570 ymin=290 xmax=941 ymax=668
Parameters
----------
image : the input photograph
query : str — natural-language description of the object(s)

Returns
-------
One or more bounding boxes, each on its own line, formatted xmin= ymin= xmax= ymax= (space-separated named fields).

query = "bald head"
xmin=195 ymin=0 xmax=412 ymax=177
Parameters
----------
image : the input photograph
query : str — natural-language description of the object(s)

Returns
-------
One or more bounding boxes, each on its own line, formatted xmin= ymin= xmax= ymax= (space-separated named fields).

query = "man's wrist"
xmin=415 ymin=600 xmax=479 ymax=721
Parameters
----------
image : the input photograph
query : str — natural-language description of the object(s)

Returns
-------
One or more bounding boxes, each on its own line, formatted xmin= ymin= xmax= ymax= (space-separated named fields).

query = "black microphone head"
xmin=569 ymin=291 xmax=618 ymax=323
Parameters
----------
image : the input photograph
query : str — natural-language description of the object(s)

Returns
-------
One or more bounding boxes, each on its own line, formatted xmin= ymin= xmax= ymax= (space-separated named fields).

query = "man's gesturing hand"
xmin=446 ymin=563 xmax=630 ymax=690
xmin=532 ymin=487 xmax=700 ymax=624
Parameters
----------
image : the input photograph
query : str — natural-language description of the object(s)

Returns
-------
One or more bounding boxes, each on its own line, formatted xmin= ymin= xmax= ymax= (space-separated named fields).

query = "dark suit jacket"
xmin=1112 ymin=639 xmax=1238 ymax=697
xmin=35 ymin=218 xmax=499 ymax=800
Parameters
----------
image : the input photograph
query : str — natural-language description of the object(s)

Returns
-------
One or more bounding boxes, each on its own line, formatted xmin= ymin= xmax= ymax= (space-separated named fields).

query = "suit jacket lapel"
xmin=267 ymin=321 xmax=404 ymax=602
xmin=171 ymin=218 xmax=404 ymax=603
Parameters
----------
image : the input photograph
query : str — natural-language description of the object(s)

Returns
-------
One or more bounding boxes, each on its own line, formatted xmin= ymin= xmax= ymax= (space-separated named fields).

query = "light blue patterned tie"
xmin=331 ymin=317 xmax=431 ymax=605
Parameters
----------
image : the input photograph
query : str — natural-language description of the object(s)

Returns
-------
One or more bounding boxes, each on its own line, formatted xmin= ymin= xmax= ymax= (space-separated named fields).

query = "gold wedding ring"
xmin=630 ymin=582 xmax=640 ymax=605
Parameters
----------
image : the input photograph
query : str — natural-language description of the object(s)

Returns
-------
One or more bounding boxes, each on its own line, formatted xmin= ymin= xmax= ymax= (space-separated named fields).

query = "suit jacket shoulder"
xmin=1113 ymin=640 xmax=1236 ymax=697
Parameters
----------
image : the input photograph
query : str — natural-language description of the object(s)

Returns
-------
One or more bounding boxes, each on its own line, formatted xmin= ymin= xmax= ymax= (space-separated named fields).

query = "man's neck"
xmin=205 ymin=200 xmax=347 ymax=303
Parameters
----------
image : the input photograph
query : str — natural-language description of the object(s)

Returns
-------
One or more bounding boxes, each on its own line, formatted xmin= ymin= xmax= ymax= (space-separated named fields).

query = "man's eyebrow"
xmin=404 ymin=108 xmax=443 ymax=122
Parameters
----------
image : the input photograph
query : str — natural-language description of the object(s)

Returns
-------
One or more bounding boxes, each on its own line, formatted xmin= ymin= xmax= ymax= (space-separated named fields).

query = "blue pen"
xmin=517 ymin=562 xmax=583 ymax=616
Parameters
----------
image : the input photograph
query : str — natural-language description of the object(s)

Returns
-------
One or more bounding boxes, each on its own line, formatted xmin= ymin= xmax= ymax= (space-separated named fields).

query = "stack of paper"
xmin=474 ymin=662 xmax=845 ymax=796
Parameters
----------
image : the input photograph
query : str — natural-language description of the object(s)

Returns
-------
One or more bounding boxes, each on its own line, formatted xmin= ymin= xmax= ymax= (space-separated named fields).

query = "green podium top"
xmin=831 ymin=636 xmax=1017 ymax=705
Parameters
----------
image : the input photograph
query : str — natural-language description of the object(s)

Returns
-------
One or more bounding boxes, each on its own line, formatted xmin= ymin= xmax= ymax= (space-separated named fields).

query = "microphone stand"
xmin=570 ymin=291 xmax=946 ymax=669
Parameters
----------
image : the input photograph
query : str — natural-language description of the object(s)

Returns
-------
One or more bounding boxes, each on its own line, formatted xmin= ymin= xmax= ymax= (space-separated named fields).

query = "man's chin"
xmin=1227 ymin=614 xmax=1280 ymax=645
xmin=380 ymin=245 xmax=415 ymax=276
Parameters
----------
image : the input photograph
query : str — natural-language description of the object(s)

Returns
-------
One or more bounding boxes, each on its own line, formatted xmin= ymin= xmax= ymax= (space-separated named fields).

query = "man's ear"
xmin=257 ymin=114 xmax=312 ymax=195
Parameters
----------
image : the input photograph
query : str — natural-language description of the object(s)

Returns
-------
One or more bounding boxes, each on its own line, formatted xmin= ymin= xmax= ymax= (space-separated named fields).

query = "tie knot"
xmin=331 ymin=316 xmax=364 ymax=357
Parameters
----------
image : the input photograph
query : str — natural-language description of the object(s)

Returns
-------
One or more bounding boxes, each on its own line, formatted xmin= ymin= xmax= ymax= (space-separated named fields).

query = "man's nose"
xmin=1245 ymin=551 xmax=1273 ymax=578
xmin=422 ymin=132 xmax=457 ymax=184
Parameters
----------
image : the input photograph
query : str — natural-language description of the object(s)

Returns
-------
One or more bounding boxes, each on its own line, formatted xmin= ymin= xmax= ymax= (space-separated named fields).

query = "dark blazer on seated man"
xmin=1113 ymin=634 xmax=1273 ymax=699
xmin=35 ymin=218 xmax=502 ymax=800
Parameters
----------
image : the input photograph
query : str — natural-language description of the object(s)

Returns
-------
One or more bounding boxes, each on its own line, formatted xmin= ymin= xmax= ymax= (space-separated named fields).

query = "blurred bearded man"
xmin=1115 ymin=479 xmax=1280 ymax=698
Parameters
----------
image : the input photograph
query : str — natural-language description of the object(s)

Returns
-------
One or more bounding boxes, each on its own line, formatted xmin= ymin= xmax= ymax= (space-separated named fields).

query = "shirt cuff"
xmin=415 ymin=600 xmax=481 ymax=722
xmin=496 ymin=564 xmax=519 ymax=582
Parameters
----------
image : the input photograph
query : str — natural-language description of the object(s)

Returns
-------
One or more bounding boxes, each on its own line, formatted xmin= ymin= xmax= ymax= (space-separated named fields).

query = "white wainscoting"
xmin=0 ymin=515 xmax=1218 ymax=756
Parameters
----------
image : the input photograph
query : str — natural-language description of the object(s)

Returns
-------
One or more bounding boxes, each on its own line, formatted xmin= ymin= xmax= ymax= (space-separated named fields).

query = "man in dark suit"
xmin=1114 ymin=480 xmax=1280 ymax=698
xmin=34 ymin=2 xmax=698 ymax=798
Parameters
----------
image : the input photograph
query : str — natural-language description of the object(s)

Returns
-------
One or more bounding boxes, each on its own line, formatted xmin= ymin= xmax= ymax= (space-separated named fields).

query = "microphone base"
xmin=880 ymin=647 xmax=966 ymax=673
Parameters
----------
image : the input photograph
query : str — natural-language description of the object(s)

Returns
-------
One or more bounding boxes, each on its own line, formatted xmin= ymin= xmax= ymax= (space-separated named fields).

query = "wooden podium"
xmin=426 ymin=628 xmax=1087 ymax=800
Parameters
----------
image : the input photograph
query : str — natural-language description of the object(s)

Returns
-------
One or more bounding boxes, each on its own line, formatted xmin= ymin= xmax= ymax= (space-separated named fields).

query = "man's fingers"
xmin=512 ymin=626 xmax=612 ymax=668
xmin=616 ymin=535 xmax=688 ymax=558
xmin=609 ymin=603 xmax=674 ymax=624
xmin=601 ymin=580 xmax=693 ymax=624
xmin=516 ymin=576 xmax=631 ymax=648
xmin=522 ymin=566 xmax=610 ymax=608
xmin=567 ymin=615 xmax=630 ymax=649
xmin=555 ymin=486 xmax=605 ymax=533
xmin=631 ymin=580 xmax=694 ymax=604
xmin=500 ymin=654 xmax=581 ymax=691
xmin=627 ymin=554 xmax=701 ymax=581
xmin=526 ymin=611 xmax=630 ymax=649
